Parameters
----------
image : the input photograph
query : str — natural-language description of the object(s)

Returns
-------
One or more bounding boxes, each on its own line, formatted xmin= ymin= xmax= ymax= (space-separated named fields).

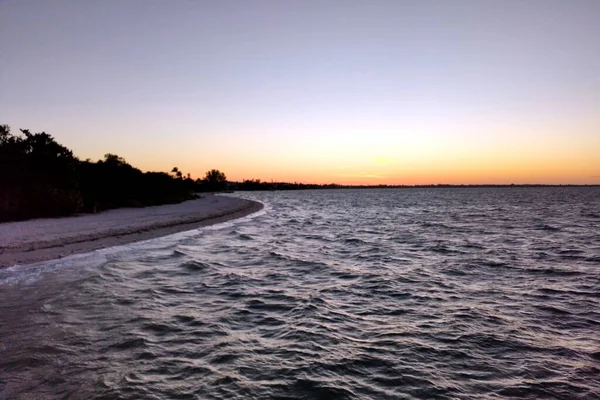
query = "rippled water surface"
xmin=1 ymin=188 xmax=600 ymax=399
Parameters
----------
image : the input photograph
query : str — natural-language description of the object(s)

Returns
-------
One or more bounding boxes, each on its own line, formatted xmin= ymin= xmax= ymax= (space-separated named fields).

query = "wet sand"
xmin=0 ymin=194 xmax=263 ymax=268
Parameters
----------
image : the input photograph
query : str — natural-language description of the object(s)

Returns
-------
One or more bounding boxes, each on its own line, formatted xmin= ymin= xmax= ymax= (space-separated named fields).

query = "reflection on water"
xmin=1 ymin=188 xmax=599 ymax=399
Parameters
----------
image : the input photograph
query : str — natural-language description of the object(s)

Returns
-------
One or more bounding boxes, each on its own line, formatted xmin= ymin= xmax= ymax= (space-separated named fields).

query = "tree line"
xmin=0 ymin=125 xmax=227 ymax=222
xmin=232 ymin=179 xmax=340 ymax=191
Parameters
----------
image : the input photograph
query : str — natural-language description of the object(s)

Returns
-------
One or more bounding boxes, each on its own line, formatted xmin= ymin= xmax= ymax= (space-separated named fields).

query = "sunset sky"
xmin=1 ymin=0 xmax=599 ymax=184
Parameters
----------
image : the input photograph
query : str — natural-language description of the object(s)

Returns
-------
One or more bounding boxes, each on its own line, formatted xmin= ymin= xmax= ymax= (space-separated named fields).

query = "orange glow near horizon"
xmin=112 ymin=120 xmax=600 ymax=186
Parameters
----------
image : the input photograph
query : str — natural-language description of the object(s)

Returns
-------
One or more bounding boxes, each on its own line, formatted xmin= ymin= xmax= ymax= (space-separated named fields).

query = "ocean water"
xmin=1 ymin=187 xmax=599 ymax=400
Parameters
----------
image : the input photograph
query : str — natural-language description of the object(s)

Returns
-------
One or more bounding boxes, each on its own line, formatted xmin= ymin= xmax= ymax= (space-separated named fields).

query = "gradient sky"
xmin=1 ymin=0 xmax=599 ymax=184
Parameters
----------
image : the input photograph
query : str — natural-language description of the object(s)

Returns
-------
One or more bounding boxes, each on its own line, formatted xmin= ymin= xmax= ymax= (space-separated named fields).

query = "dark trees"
xmin=203 ymin=169 xmax=227 ymax=191
xmin=0 ymin=127 xmax=81 ymax=220
xmin=0 ymin=126 xmax=196 ymax=222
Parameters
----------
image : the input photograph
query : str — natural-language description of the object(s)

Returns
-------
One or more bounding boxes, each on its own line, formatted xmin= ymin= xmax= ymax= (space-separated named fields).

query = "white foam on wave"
xmin=0 ymin=199 xmax=268 ymax=287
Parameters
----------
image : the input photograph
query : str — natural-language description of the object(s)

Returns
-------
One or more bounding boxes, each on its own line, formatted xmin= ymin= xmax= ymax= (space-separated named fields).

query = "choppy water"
xmin=1 ymin=188 xmax=599 ymax=399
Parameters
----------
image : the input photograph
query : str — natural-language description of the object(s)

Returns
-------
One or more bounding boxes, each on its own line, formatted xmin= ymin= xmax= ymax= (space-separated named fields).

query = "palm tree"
xmin=171 ymin=167 xmax=182 ymax=179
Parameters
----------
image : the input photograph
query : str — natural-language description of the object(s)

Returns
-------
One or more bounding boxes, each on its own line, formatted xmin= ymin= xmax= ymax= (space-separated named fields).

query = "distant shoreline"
xmin=0 ymin=195 xmax=263 ymax=268
xmin=230 ymin=183 xmax=600 ymax=191
xmin=333 ymin=184 xmax=600 ymax=188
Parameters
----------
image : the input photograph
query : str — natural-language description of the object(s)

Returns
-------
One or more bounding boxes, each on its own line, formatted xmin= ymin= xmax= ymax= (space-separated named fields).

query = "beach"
xmin=0 ymin=194 xmax=262 ymax=268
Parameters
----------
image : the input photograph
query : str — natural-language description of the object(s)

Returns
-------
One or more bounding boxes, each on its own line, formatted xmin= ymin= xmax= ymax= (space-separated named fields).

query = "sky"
xmin=1 ymin=0 xmax=599 ymax=184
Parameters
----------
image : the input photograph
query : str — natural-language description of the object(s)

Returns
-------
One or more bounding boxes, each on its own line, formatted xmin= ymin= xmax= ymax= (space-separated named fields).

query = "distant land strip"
xmin=230 ymin=182 xmax=600 ymax=191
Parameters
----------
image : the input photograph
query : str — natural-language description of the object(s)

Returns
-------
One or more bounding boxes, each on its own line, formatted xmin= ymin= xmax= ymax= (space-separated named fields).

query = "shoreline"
xmin=0 ymin=195 xmax=263 ymax=268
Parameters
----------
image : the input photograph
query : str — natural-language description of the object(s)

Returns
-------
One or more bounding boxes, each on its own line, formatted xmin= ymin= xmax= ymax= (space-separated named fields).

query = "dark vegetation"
xmin=204 ymin=169 xmax=227 ymax=192
xmin=232 ymin=179 xmax=340 ymax=191
xmin=0 ymin=125 xmax=226 ymax=222
xmin=230 ymin=180 xmax=598 ymax=191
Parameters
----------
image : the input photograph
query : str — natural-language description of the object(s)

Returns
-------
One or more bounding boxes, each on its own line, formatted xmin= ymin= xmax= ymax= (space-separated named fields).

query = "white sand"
xmin=0 ymin=194 xmax=262 ymax=267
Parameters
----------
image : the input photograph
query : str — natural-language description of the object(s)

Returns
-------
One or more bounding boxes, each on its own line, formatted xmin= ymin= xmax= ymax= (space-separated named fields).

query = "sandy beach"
xmin=0 ymin=194 xmax=262 ymax=268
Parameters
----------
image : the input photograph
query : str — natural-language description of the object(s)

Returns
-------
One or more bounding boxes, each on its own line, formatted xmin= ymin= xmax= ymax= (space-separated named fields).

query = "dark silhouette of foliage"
xmin=0 ymin=127 xmax=81 ymax=220
xmin=229 ymin=180 xmax=595 ymax=191
xmin=231 ymin=179 xmax=339 ymax=191
xmin=0 ymin=125 xmax=198 ymax=222
xmin=171 ymin=167 xmax=183 ymax=179
xmin=203 ymin=169 xmax=227 ymax=191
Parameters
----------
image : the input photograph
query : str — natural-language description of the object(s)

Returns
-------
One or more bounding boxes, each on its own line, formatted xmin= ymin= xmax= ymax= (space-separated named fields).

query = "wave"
xmin=2 ymin=187 xmax=599 ymax=399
